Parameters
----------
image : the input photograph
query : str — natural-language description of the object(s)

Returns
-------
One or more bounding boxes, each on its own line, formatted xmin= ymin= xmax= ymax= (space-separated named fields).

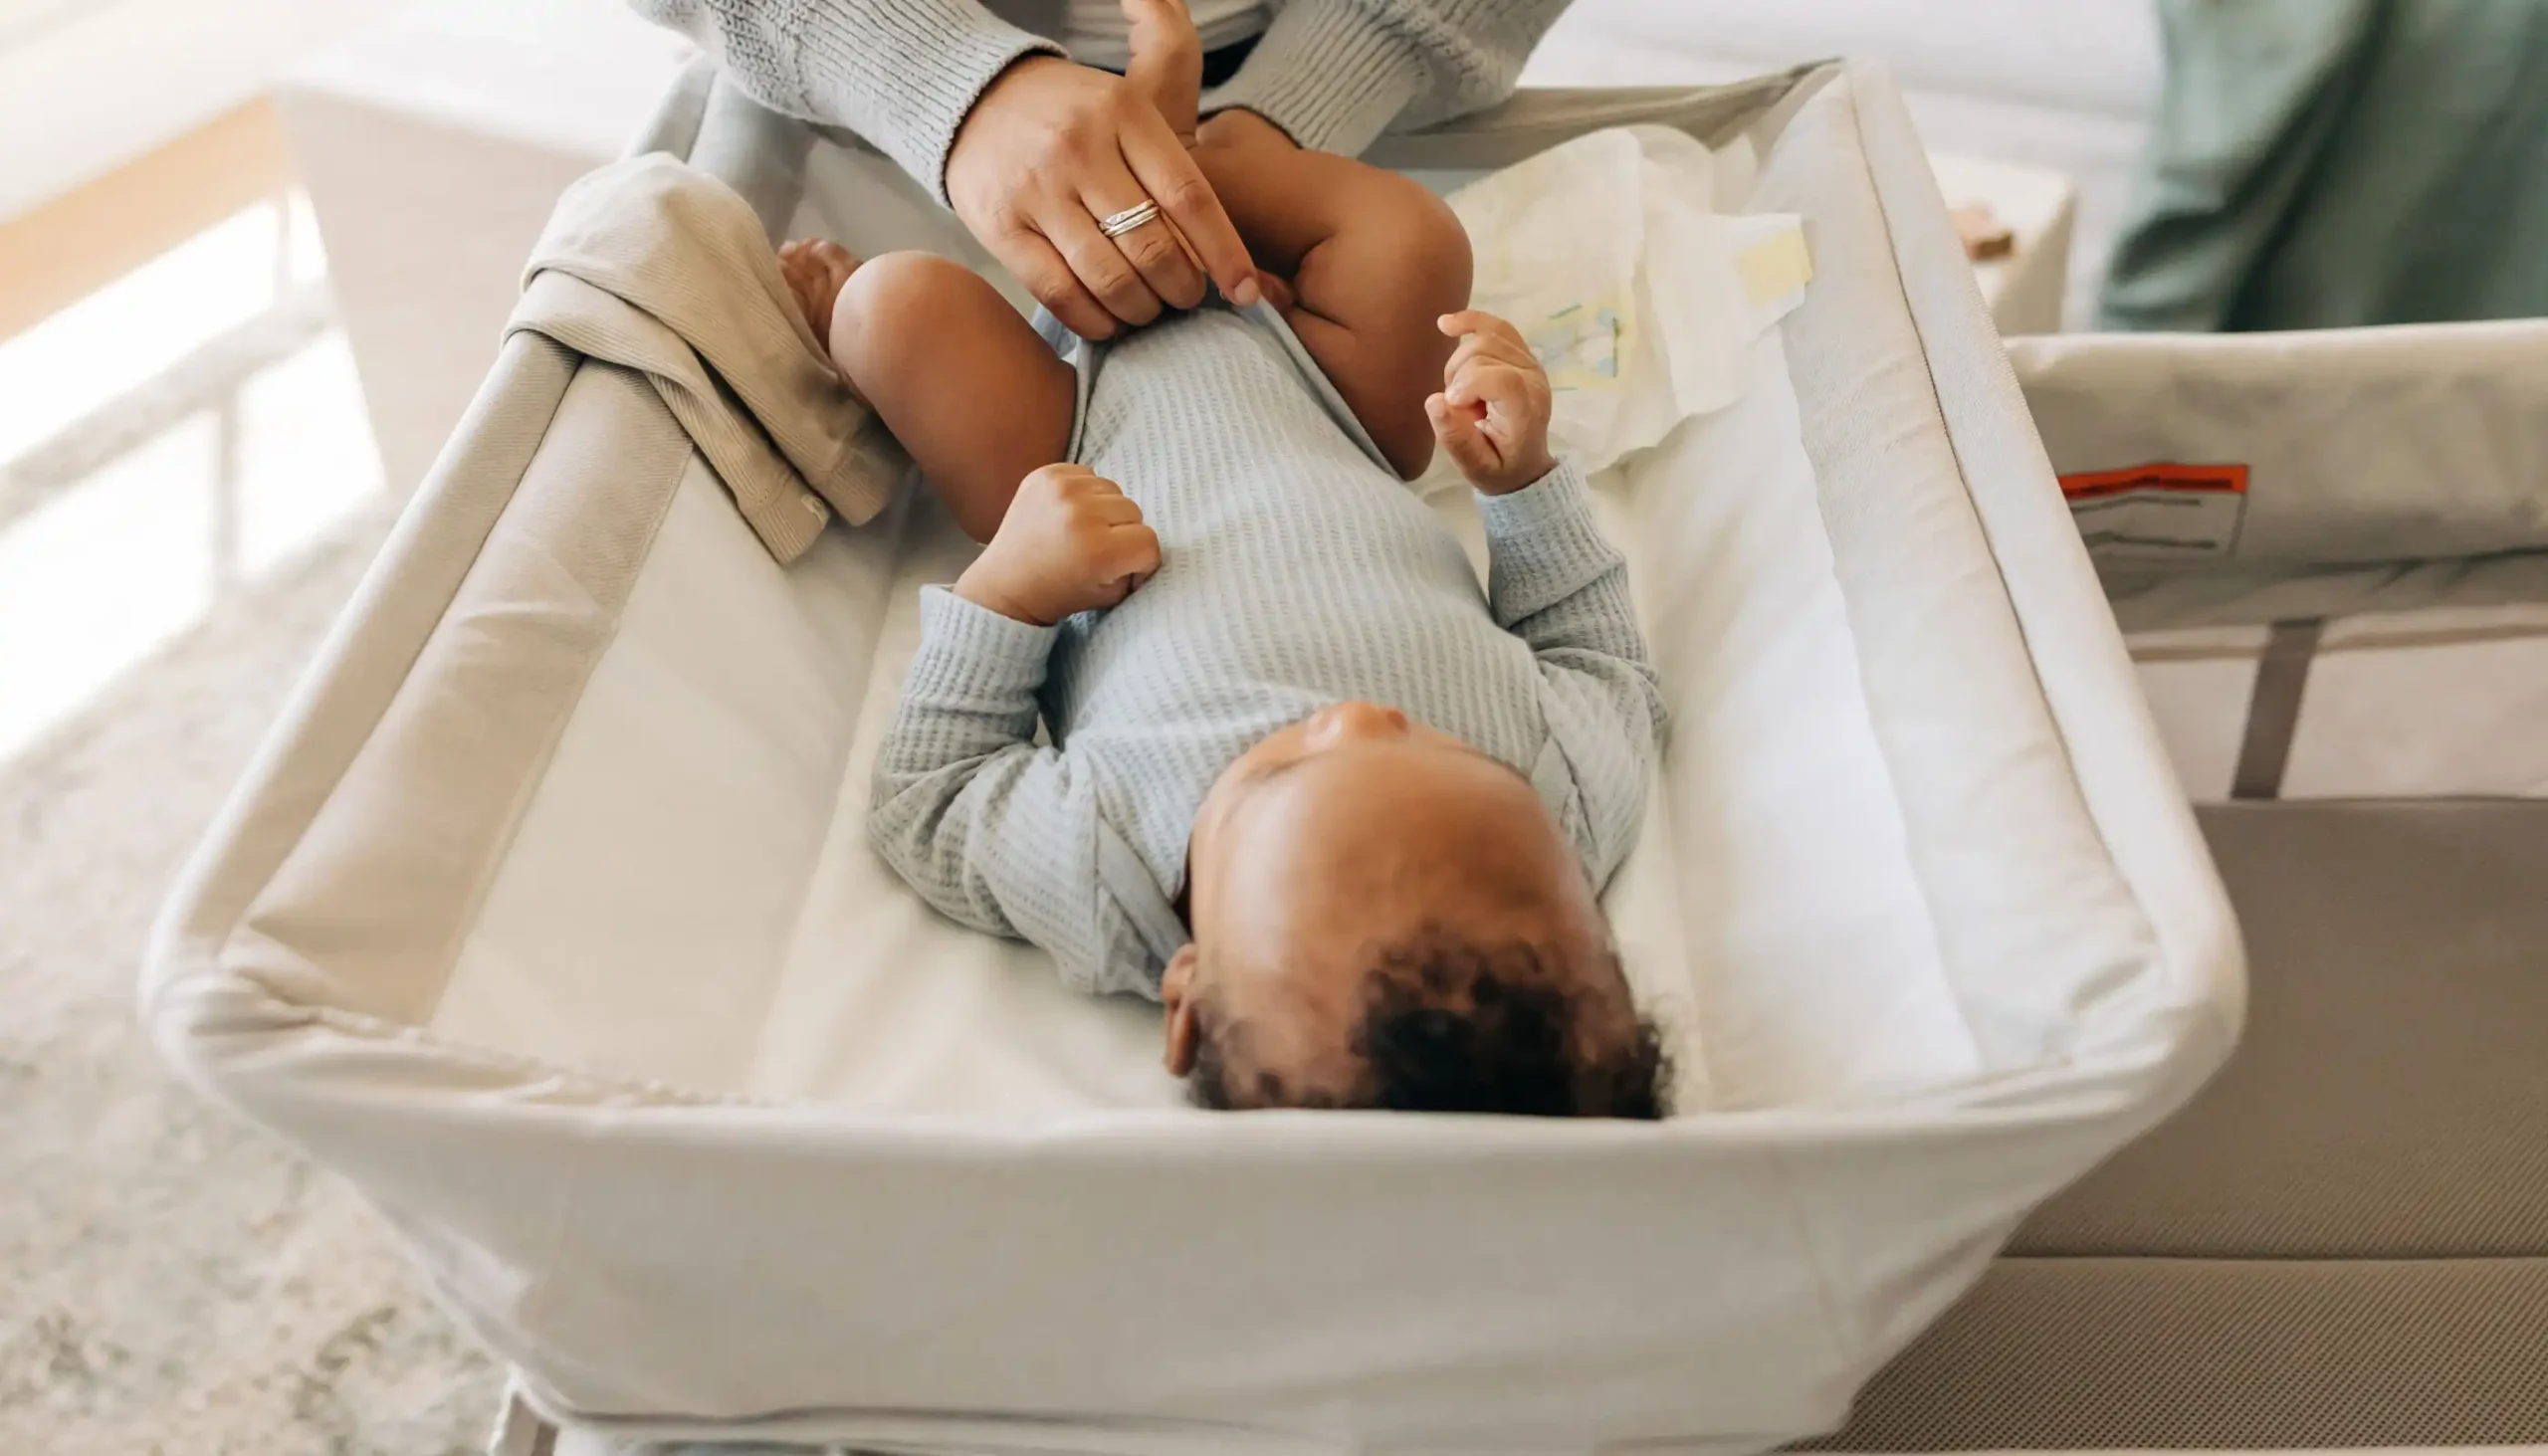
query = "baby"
xmin=778 ymin=0 xmax=1670 ymax=1116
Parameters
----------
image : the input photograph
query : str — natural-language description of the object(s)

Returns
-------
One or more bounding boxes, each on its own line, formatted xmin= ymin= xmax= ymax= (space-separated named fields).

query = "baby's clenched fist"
xmin=1426 ymin=310 xmax=1558 ymax=496
xmin=956 ymin=464 xmax=1162 ymax=626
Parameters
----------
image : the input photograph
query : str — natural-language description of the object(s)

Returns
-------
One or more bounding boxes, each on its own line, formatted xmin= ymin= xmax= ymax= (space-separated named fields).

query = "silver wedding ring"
xmin=1097 ymin=199 xmax=1162 ymax=239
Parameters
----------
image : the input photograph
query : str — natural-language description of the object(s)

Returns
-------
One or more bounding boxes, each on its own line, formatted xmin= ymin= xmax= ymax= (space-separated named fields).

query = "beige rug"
xmin=0 ymin=504 xmax=502 ymax=1454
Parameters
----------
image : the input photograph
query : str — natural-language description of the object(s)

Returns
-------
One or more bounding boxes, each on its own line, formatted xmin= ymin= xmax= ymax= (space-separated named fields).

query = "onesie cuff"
xmin=908 ymin=584 xmax=1060 ymax=701
xmin=1476 ymin=458 xmax=1623 ymax=623
xmin=1476 ymin=457 xmax=1596 ymax=536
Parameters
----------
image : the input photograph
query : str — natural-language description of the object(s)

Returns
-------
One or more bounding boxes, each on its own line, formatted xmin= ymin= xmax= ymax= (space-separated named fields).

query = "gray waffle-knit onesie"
xmin=870 ymin=300 xmax=1665 ymax=997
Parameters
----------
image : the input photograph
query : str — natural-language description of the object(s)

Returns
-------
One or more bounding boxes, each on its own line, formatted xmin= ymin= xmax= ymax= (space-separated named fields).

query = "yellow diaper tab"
xmin=1441 ymin=125 xmax=1813 ymax=479
xmin=1738 ymin=227 xmax=1813 ymax=307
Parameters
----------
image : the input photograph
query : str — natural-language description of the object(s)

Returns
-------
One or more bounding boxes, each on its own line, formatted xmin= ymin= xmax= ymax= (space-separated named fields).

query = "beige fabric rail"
xmin=2010 ymin=320 xmax=2548 ymax=631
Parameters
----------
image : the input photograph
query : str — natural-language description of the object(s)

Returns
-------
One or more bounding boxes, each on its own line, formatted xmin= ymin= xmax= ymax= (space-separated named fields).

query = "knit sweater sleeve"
xmin=1200 ymin=0 xmax=1578 ymax=157
xmin=625 ymin=0 xmax=1063 ymax=203
xmin=631 ymin=0 xmax=1577 ymax=200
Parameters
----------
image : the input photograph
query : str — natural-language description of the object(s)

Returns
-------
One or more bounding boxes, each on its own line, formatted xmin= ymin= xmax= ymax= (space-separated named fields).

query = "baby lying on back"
xmin=778 ymin=0 xmax=1671 ymax=1115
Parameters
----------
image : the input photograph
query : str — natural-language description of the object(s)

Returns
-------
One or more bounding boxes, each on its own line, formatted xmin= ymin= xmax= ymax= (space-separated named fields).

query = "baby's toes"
xmin=777 ymin=264 xmax=827 ymax=342
xmin=775 ymin=244 xmax=811 ymax=292
xmin=774 ymin=240 xmax=863 ymax=351
xmin=806 ymin=239 xmax=860 ymax=288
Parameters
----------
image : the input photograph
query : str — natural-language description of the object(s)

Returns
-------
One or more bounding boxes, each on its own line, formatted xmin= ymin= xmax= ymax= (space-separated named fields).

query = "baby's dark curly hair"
xmin=1187 ymin=932 xmax=1672 ymax=1118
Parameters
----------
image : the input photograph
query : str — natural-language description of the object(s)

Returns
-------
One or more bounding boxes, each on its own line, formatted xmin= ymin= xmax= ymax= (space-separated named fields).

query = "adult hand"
xmin=947 ymin=54 xmax=1261 ymax=339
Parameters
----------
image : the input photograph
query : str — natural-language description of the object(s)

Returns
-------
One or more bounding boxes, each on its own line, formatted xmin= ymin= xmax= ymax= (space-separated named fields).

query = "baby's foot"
xmin=777 ymin=238 xmax=860 ymax=352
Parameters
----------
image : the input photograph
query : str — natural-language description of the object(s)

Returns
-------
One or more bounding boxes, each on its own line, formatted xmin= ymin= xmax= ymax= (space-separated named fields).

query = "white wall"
xmin=1524 ymin=0 xmax=2162 ymax=327
xmin=0 ymin=0 xmax=402 ymax=220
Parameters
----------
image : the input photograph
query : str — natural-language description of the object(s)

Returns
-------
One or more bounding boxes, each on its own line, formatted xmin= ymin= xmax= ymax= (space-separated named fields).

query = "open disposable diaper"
xmin=1428 ymin=124 xmax=1810 ymax=484
xmin=148 ymin=61 xmax=2237 ymax=1455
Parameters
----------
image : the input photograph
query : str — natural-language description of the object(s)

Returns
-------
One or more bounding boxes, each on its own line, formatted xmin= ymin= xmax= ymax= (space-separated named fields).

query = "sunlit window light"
xmin=0 ymin=188 xmax=378 ymax=767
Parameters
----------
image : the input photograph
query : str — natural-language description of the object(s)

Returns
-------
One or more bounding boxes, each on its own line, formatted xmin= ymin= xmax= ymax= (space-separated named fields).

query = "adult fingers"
xmin=1043 ymin=200 xmax=1166 ymax=329
xmin=1120 ymin=0 xmax=1201 ymax=131
xmin=1121 ymin=119 xmax=1259 ymax=309
xmin=1084 ymin=174 xmax=1206 ymax=311
xmin=993 ymin=218 xmax=1119 ymax=340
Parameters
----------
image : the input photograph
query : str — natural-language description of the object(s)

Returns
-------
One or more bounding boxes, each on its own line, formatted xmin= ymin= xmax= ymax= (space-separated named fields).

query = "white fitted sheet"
xmin=435 ymin=313 xmax=1956 ymax=1117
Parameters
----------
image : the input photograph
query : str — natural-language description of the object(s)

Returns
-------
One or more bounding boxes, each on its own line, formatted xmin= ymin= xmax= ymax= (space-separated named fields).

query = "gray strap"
xmin=2230 ymin=617 xmax=2323 ymax=800
xmin=488 ymin=1391 xmax=558 ymax=1456
xmin=624 ymin=58 xmax=715 ymax=163
xmin=685 ymin=76 xmax=814 ymax=243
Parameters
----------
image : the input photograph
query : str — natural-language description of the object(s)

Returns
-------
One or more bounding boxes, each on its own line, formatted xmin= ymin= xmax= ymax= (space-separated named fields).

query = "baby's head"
xmin=1164 ymin=701 xmax=1669 ymax=1117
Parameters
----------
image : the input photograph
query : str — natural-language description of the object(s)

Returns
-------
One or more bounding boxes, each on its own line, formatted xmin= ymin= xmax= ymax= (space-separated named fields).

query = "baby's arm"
xmin=869 ymin=595 xmax=1145 ymax=993
xmin=1118 ymin=0 xmax=1468 ymax=477
xmin=1481 ymin=466 xmax=1666 ymax=886
xmin=1186 ymin=113 xmax=1472 ymax=478
xmin=868 ymin=465 xmax=1168 ymax=994
xmin=1440 ymin=312 xmax=1665 ymax=886
xmin=869 ymin=593 xmax=1080 ymax=938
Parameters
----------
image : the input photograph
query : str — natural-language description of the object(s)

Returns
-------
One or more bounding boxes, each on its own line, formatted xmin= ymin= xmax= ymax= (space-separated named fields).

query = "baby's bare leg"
xmin=820 ymin=249 xmax=1076 ymax=543
xmin=1186 ymin=115 xmax=1471 ymax=480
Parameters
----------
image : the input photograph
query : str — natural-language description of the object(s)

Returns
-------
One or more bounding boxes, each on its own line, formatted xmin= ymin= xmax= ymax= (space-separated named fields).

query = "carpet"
xmin=0 ymin=500 xmax=503 ymax=1455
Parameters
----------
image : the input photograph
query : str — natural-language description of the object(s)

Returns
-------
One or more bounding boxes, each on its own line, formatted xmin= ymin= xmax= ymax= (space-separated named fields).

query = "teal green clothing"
xmin=2099 ymin=0 xmax=2548 ymax=331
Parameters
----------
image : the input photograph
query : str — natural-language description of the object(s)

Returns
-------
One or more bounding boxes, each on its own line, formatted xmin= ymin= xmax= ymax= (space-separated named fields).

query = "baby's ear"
xmin=1161 ymin=945 xmax=1202 ymax=1075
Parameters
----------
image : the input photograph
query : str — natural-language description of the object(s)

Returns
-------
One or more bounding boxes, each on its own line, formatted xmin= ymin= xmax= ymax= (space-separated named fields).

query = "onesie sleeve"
xmin=1476 ymin=461 xmax=1669 ymax=888
xmin=868 ymin=586 xmax=1168 ymax=996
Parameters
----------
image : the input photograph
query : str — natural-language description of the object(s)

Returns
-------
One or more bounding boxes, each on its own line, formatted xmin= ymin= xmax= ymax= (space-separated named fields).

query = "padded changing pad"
xmin=432 ymin=206 xmax=1921 ymax=1118
xmin=146 ymin=62 xmax=2240 ymax=1455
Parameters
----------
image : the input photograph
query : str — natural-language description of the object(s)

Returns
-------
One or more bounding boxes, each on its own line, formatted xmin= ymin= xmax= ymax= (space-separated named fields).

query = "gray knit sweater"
xmin=869 ymin=302 xmax=1665 ymax=998
xmin=626 ymin=0 xmax=1574 ymax=199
